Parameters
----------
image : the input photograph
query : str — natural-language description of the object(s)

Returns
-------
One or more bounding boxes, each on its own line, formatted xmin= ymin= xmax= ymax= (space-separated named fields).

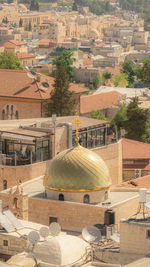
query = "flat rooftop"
xmin=0 ymin=116 xmax=109 ymax=132
xmin=2 ymin=177 xmax=139 ymax=207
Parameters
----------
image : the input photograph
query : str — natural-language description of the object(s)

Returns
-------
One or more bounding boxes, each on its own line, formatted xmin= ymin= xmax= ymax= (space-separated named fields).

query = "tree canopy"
xmin=124 ymin=97 xmax=150 ymax=142
xmin=45 ymin=64 xmax=76 ymax=117
xmin=111 ymin=103 xmax=127 ymax=131
xmin=53 ymin=50 xmax=76 ymax=80
xmin=90 ymin=110 xmax=109 ymax=121
xmin=136 ymin=58 xmax=150 ymax=88
xmin=112 ymin=73 xmax=128 ymax=87
xmin=121 ymin=60 xmax=135 ymax=87
xmin=93 ymin=74 xmax=102 ymax=89
xmin=30 ymin=0 xmax=39 ymax=11
xmin=0 ymin=52 xmax=23 ymax=70
xmin=75 ymin=0 xmax=114 ymax=15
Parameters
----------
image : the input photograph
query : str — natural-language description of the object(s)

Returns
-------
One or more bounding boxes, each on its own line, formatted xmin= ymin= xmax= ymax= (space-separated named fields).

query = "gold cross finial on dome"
xmin=72 ymin=116 xmax=82 ymax=144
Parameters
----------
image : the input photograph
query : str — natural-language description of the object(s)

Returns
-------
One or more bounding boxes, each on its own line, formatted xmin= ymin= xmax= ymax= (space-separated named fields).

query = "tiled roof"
xmin=0 ymin=69 xmax=87 ymax=100
xmin=80 ymin=91 xmax=123 ymax=114
xmin=115 ymin=174 xmax=150 ymax=189
xmin=122 ymin=138 xmax=150 ymax=159
xmin=9 ymin=40 xmax=26 ymax=46
xmin=2 ymin=40 xmax=26 ymax=49
xmin=16 ymin=52 xmax=35 ymax=59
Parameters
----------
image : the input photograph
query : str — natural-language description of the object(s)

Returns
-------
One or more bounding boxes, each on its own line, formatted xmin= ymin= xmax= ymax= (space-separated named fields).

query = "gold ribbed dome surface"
xmin=44 ymin=144 xmax=111 ymax=191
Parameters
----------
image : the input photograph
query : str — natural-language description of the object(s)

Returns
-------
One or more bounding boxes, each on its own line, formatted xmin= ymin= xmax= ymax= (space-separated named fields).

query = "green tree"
xmin=136 ymin=58 xmax=150 ymax=88
xmin=112 ymin=73 xmax=128 ymax=87
xmin=111 ymin=103 xmax=127 ymax=130
xmin=53 ymin=50 xmax=76 ymax=80
xmin=124 ymin=97 xmax=150 ymax=142
xmin=90 ymin=110 xmax=109 ymax=121
xmin=0 ymin=52 xmax=23 ymax=70
xmin=93 ymin=74 xmax=102 ymax=89
xmin=103 ymin=70 xmax=112 ymax=80
xmin=19 ymin=18 xmax=23 ymax=27
xmin=30 ymin=0 xmax=39 ymax=11
xmin=121 ymin=60 xmax=135 ymax=86
xmin=45 ymin=64 xmax=76 ymax=117
xmin=72 ymin=1 xmax=78 ymax=10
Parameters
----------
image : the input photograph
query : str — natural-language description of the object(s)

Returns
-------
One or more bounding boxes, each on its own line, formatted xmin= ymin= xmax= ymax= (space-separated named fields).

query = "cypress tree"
xmin=45 ymin=65 xmax=76 ymax=117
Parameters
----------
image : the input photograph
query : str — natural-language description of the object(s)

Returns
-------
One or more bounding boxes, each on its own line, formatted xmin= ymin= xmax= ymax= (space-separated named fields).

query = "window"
xmin=147 ymin=230 xmax=150 ymax=238
xmin=83 ymin=194 xmax=90 ymax=204
xmin=3 ymin=180 xmax=7 ymax=190
xmin=49 ymin=217 xmax=57 ymax=224
xmin=3 ymin=240 xmax=8 ymax=246
xmin=13 ymin=198 xmax=18 ymax=209
xmin=59 ymin=194 xmax=64 ymax=201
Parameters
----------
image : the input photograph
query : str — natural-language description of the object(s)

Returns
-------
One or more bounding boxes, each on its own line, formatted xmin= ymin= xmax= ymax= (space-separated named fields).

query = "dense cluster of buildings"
xmin=0 ymin=0 xmax=149 ymax=266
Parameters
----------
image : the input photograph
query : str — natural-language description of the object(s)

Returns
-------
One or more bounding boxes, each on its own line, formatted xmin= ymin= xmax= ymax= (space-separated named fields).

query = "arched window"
xmin=3 ymin=180 xmax=7 ymax=190
xmin=13 ymin=197 xmax=18 ymax=209
xmin=2 ymin=110 xmax=5 ymax=120
xmin=15 ymin=111 xmax=19 ymax=119
xmin=83 ymin=194 xmax=90 ymax=204
xmin=59 ymin=194 xmax=64 ymax=201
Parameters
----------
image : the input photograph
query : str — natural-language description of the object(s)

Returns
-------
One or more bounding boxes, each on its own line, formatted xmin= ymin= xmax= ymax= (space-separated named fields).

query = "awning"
xmin=0 ymin=133 xmax=35 ymax=142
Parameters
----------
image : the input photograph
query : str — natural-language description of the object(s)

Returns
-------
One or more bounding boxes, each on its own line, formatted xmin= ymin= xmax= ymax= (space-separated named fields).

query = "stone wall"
xmin=28 ymin=197 xmax=105 ymax=232
xmin=0 ymin=160 xmax=50 ymax=191
xmin=0 ymin=98 xmax=42 ymax=120
xmin=93 ymin=140 xmax=122 ymax=185
xmin=120 ymin=220 xmax=150 ymax=255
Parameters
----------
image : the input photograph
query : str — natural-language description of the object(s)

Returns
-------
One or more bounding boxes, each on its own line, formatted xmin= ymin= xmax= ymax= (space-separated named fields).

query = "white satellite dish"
xmin=82 ymin=226 xmax=102 ymax=243
xmin=26 ymin=70 xmax=37 ymax=79
xmin=49 ymin=222 xmax=61 ymax=236
xmin=40 ymin=226 xmax=49 ymax=239
xmin=28 ymin=231 xmax=40 ymax=244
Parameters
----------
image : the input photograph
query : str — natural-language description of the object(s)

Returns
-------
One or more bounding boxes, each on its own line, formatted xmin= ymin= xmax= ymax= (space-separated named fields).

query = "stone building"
xmin=0 ymin=116 xmax=122 ymax=190
xmin=0 ymin=69 xmax=88 ymax=120
xmin=122 ymin=138 xmax=150 ymax=181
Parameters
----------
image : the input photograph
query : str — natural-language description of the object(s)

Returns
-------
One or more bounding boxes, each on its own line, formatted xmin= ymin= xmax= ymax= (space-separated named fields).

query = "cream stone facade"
xmin=46 ymin=189 xmax=110 ymax=204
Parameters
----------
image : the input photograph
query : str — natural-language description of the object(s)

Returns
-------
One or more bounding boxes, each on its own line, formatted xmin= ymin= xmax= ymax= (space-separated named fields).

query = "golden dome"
xmin=44 ymin=144 xmax=111 ymax=191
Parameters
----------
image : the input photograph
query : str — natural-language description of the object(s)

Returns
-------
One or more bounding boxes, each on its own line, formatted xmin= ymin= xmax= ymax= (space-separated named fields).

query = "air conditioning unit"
xmin=135 ymin=169 xmax=141 ymax=179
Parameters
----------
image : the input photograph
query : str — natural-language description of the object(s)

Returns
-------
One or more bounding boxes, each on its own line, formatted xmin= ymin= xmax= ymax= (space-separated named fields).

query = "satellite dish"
xmin=41 ymin=82 xmax=49 ymax=88
xmin=82 ymin=226 xmax=102 ymax=243
xmin=40 ymin=226 xmax=49 ymax=239
xmin=26 ymin=70 xmax=37 ymax=79
xmin=49 ymin=222 xmax=61 ymax=236
xmin=110 ymin=233 xmax=120 ymax=243
xmin=28 ymin=231 xmax=40 ymax=244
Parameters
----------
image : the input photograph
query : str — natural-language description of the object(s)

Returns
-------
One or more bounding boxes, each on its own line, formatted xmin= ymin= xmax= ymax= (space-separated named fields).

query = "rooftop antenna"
xmin=49 ymin=222 xmax=61 ymax=236
xmin=39 ymin=226 xmax=49 ymax=240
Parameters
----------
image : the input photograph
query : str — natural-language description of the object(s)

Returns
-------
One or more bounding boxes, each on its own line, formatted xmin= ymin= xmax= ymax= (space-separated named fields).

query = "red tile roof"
xmin=115 ymin=174 xmax=150 ymax=189
xmin=16 ymin=52 xmax=35 ymax=59
xmin=9 ymin=40 xmax=26 ymax=46
xmin=80 ymin=91 xmax=124 ymax=114
xmin=122 ymin=138 xmax=150 ymax=160
xmin=0 ymin=69 xmax=87 ymax=100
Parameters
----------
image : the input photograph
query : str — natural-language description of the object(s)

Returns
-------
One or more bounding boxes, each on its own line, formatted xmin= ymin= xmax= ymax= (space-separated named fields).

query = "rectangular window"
xmin=146 ymin=230 xmax=150 ymax=238
xmin=3 ymin=240 xmax=8 ymax=246
xmin=49 ymin=217 xmax=57 ymax=224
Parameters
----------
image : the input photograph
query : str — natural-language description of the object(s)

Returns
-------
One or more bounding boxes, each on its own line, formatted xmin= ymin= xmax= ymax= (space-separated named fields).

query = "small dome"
xmin=44 ymin=144 xmax=111 ymax=191
xmin=33 ymin=235 xmax=89 ymax=265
